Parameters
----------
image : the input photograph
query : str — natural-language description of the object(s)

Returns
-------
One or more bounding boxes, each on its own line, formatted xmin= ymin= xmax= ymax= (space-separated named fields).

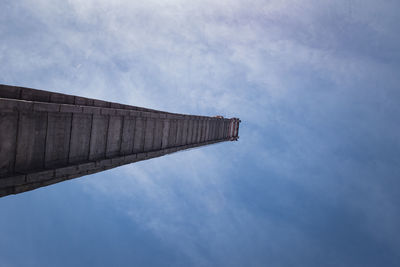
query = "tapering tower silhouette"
xmin=0 ymin=85 xmax=240 ymax=197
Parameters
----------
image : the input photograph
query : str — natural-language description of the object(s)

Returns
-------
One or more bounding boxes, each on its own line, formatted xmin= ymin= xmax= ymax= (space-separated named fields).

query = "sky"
xmin=0 ymin=0 xmax=399 ymax=266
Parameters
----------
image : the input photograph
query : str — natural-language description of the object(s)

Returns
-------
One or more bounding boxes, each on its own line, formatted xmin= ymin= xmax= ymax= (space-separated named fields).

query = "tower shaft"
xmin=0 ymin=85 xmax=240 ymax=197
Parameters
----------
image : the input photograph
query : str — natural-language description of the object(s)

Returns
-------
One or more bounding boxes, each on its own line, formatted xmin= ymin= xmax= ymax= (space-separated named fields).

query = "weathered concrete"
xmin=45 ymin=113 xmax=72 ymax=168
xmin=187 ymin=119 xmax=194 ymax=144
xmin=120 ymin=116 xmax=136 ymax=155
xmin=15 ymin=112 xmax=48 ymax=172
xmin=153 ymin=119 xmax=163 ymax=150
xmin=168 ymin=119 xmax=177 ymax=147
xmin=69 ymin=113 xmax=92 ymax=164
xmin=182 ymin=119 xmax=189 ymax=145
xmin=144 ymin=118 xmax=155 ymax=151
xmin=133 ymin=117 xmax=145 ymax=153
xmin=106 ymin=115 xmax=123 ymax=158
xmin=89 ymin=114 xmax=108 ymax=161
xmin=0 ymin=111 xmax=18 ymax=178
xmin=0 ymin=84 xmax=240 ymax=197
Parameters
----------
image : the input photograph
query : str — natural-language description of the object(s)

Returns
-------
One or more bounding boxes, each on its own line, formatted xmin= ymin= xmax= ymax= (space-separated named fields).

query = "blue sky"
xmin=1 ymin=0 xmax=399 ymax=266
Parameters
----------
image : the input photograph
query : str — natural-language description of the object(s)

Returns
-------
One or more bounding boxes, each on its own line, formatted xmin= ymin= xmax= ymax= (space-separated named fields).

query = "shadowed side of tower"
xmin=0 ymin=84 xmax=240 ymax=198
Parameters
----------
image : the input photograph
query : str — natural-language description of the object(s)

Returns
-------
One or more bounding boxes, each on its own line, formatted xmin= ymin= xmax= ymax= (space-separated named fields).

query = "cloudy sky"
xmin=1 ymin=0 xmax=399 ymax=266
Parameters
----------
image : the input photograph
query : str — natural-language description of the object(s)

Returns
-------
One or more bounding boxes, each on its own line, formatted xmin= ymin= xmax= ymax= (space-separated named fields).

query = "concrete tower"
xmin=0 ymin=85 xmax=240 ymax=198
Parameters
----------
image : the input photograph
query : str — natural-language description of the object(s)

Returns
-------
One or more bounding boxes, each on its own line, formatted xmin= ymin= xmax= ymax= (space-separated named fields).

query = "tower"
xmin=0 ymin=85 xmax=240 ymax=197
